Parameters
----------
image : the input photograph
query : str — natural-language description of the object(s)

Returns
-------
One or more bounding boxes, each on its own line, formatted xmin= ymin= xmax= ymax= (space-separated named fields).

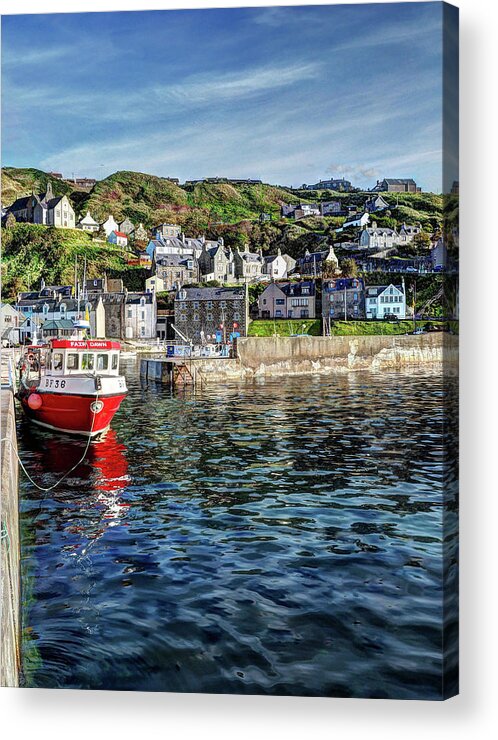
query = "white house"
xmin=262 ymin=249 xmax=296 ymax=280
xmin=293 ymin=204 xmax=320 ymax=220
xmin=77 ymin=211 xmax=99 ymax=232
xmin=359 ymin=223 xmax=398 ymax=250
xmin=337 ymin=211 xmax=370 ymax=232
xmin=101 ymin=214 xmax=120 ymax=237
xmin=7 ymin=181 xmax=76 ymax=228
xmin=124 ymin=292 xmax=156 ymax=340
xmin=1 ymin=303 xmax=25 ymax=345
xmin=365 ymin=283 xmax=406 ymax=319
xmin=108 ymin=230 xmax=128 ymax=248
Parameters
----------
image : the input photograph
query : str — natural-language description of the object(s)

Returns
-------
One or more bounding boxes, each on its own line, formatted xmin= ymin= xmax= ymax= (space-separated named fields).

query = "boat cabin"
xmin=44 ymin=339 xmax=122 ymax=376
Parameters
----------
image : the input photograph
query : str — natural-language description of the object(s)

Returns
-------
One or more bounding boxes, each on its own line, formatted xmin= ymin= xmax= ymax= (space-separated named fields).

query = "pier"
xmin=1 ymin=349 xmax=20 ymax=687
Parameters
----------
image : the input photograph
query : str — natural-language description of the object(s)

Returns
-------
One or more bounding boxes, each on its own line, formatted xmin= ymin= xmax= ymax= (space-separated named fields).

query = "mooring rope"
xmin=0 ymin=390 xmax=100 ymax=492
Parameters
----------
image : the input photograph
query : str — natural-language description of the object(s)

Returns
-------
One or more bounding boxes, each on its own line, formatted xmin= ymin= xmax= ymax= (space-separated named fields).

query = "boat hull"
xmin=19 ymin=389 xmax=127 ymax=437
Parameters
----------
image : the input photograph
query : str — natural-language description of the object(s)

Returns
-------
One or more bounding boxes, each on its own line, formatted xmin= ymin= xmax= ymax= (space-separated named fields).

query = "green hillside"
xmin=1 ymin=167 xmax=76 ymax=205
xmin=1 ymin=223 xmax=131 ymax=301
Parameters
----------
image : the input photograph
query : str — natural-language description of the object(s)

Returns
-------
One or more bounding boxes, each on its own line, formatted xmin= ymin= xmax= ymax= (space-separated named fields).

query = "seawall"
xmin=0 ymin=386 xmax=20 ymax=687
xmin=147 ymin=333 xmax=457 ymax=385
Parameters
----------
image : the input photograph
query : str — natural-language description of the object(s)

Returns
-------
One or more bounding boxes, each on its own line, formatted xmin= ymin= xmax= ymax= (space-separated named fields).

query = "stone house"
xmin=258 ymin=280 xmax=317 ymax=319
xmin=295 ymin=244 xmax=339 ymax=277
xmin=154 ymin=223 xmax=182 ymax=239
xmin=365 ymin=283 xmax=406 ymax=319
xmin=322 ymin=278 xmax=366 ymax=321
xmin=302 ymin=178 xmax=353 ymax=192
xmin=174 ymin=286 xmax=246 ymax=343
xmin=364 ymin=194 xmax=389 ymax=213
xmin=372 ymin=178 xmax=421 ymax=193
xmin=398 ymin=223 xmax=422 ymax=244
xmin=320 ymin=201 xmax=344 ymax=216
xmin=262 ymin=249 xmax=296 ymax=280
xmin=198 ymin=242 xmax=234 ymax=283
xmin=118 ymin=218 xmax=135 ymax=236
xmin=7 ymin=181 xmax=75 ymax=228
xmin=233 ymin=248 xmax=264 ymax=280
xmin=155 ymin=254 xmax=199 ymax=291
xmin=134 ymin=223 xmax=148 ymax=243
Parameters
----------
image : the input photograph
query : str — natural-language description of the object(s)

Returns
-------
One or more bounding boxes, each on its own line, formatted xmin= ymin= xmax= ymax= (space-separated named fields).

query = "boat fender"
xmin=27 ymin=393 xmax=43 ymax=410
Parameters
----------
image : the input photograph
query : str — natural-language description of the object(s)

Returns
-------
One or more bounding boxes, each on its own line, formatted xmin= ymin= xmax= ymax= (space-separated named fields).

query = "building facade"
xmin=322 ymin=278 xmax=366 ymax=321
xmin=233 ymin=249 xmax=264 ymax=280
xmin=365 ymin=284 xmax=406 ymax=319
xmin=359 ymin=224 xmax=398 ymax=250
xmin=372 ymin=178 xmax=421 ymax=193
xmin=7 ymin=182 xmax=76 ymax=228
xmin=174 ymin=286 xmax=246 ymax=343
xmin=258 ymin=281 xmax=317 ymax=319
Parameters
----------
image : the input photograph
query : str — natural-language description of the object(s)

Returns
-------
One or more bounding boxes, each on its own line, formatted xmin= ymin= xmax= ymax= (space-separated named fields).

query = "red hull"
xmin=19 ymin=390 xmax=127 ymax=437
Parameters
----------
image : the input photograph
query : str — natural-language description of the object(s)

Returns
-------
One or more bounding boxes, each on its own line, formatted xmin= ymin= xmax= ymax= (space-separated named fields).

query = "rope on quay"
xmin=0 ymin=391 xmax=100 ymax=493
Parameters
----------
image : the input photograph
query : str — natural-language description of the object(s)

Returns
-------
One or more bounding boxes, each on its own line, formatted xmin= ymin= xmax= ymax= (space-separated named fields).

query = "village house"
xmin=134 ymin=223 xmax=148 ymax=243
xmin=1 ymin=303 xmax=25 ymax=345
xmin=364 ymin=194 xmax=389 ymax=213
xmin=398 ymin=223 xmax=422 ymax=244
xmin=430 ymin=237 xmax=448 ymax=269
xmin=295 ymin=244 xmax=340 ymax=277
xmin=281 ymin=203 xmax=320 ymax=219
xmin=101 ymin=214 xmax=120 ymax=237
xmin=302 ymin=178 xmax=354 ymax=192
xmin=108 ymin=230 xmax=129 ymax=248
xmin=359 ymin=222 xmax=398 ymax=250
xmin=7 ymin=182 xmax=76 ymax=228
xmin=320 ymin=201 xmax=344 ymax=216
xmin=365 ymin=283 xmax=406 ymax=319
xmin=372 ymin=178 xmax=421 ymax=193
xmin=124 ymin=293 xmax=156 ymax=340
xmin=77 ymin=211 xmax=100 ymax=232
xmin=155 ymin=254 xmax=199 ymax=291
xmin=175 ymin=286 xmax=246 ymax=343
xmin=40 ymin=319 xmax=75 ymax=340
xmin=197 ymin=242 xmax=234 ymax=283
xmin=145 ymin=275 xmax=166 ymax=294
xmin=262 ymin=249 xmax=296 ymax=280
xmin=154 ymin=223 xmax=182 ymax=239
xmin=258 ymin=281 xmax=317 ymax=319
xmin=233 ymin=248 xmax=264 ymax=280
xmin=322 ymin=278 xmax=366 ymax=321
xmin=337 ymin=211 xmax=370 ymax=231
xmin=118 ymin=218 xmax=135 ymax=236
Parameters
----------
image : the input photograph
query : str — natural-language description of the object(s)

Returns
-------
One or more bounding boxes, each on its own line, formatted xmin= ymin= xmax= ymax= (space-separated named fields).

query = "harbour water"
xmin=19 ymin=362 xmax=458 ymax=698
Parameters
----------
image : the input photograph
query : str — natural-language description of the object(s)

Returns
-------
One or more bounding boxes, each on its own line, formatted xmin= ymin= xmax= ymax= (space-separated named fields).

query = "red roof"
xmin=113 ymin=231 xmax=128 ymax=238
xmin=50 ymin=339 xmax=122 ymax=350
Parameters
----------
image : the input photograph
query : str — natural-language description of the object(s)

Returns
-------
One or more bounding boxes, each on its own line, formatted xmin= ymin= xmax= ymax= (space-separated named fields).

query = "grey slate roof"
xmin=175 ymin=287 xmax=244 ymax=301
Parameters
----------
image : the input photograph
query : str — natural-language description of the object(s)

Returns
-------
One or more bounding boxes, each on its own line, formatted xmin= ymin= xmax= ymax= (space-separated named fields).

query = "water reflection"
xmin=19 ymin=365 xmax=458 ymax=698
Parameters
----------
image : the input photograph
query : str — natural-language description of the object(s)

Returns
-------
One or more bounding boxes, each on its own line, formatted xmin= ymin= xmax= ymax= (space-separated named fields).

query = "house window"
xmin=180 ymin=314 xmax=186 ymax=321
xmin=127 ymin=308 xmax=133 ymax=318
xmin=193 ymin=313 xmax=200 ymax=322
xmin=276 ymin=310 xmax=282 ymax=317
xmin=276 ymin=299 xmax=285 ymax=305
xmin=141 ymin=310 xmax=145 ymax=320
xmin=207 ymin=301 xmax=213 ymax=309
xmin=234 ymin=312 xmax=240 ymax=321
xmin=193 ymin=302 xmax=199 ymax=309
xmin=207 ymin=313 xmax=213 ymax=321
xmin=220 ymin=301 xmax=226 ymax=308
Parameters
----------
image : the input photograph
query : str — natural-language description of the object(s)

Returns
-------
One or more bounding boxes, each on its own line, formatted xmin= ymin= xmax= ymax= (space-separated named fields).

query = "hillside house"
xmin=101 ymin=214 xmax=120 ymax=237
xmin=145 ymin=275 xmax=166 ymax=294
xmin=77 ymin=211 xmax=99 ymax=232
xmin=108 ymin=230 xmax=128 ymax=248
xmin=320 ymin=201 xmax=344 ymax=216
xmin=430 ymin=238 xmax=448 ymax=269
xmin=7 ymin=181 xmax=75 ymax=228
xmin=398 ymin=223 xmax=422 ymax=244
xmin=155 ymin=254 xmax=199 ymax=291
xmin=233 ymin=248 xmax=264 ymax=280
xmin=364 ymin=194 xmax=389 ymax=213
xmin=262 ymin=249 xmax=296 ymax=280
xmin=198 ymin=242 xmax=234 ymax=283
xmin=174 ymin=286 xmax=246 ymax=343
xmin=337 ymin=211 xmax=370 ymax=231
xmin=258 ymin=281 xmax=317 ymax=319
xmin=372 ymin=178 xmax=421 ymax=193
xmin=118 ymin=218 xmax=135 ymax=236
xmin=359 ymin=223 xmax=398 ymax=250
xmin=302 ymin=178 xmax=353 ymax=192
xmin=134 ymin=223 xmax=148 ymax=243
xmin=295 ymin=244 xmax=339 ymax=277
xmin=154 ymin=223 xmax=182 ymax=239
xmin=365 ymin=284 xmax=406 ymax=319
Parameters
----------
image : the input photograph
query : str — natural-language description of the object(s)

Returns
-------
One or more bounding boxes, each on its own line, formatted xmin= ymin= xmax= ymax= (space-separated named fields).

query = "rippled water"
xmin=19 ymin=364 xmax=458 ymax=698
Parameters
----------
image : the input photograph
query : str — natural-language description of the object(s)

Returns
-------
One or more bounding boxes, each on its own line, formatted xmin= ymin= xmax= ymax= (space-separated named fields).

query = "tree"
xmin=340 ymin=257 xmax=358 ymax=277
xmin=412 ymin=231 xmax=432 ymax=251
xmin=5 ymin=212 xmax=16 ymax=229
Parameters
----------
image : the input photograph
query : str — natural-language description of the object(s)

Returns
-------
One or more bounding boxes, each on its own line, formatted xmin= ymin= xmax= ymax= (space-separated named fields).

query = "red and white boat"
xmin=18 ymin=338 xmax=128 ymax=437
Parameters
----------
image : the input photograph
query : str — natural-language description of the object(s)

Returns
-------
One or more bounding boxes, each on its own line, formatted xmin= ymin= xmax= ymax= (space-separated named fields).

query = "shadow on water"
xmin=19 ymin=364 xmax=458 ymax=698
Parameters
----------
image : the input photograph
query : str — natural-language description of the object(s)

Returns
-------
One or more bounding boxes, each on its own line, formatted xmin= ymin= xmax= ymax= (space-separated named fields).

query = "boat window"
xmin=52 ymin=353 xmax=63 ymax=371
xmin=96 ymin=353 xmax=109 ymax=370
xmin=111 ymin=354 xmax=119 ymax=370
xmin=82 ymin=353 xmax=94 ymax=371
xmin=67 ymin=353 xmax=79 ymax=370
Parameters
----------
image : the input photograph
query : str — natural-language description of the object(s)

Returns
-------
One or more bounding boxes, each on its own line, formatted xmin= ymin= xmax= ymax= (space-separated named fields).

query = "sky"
xmin=1 ymin=3 xmax=453 ymax=192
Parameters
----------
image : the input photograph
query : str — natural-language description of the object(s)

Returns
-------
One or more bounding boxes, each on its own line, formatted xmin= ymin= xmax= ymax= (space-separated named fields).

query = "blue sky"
xmin=2 ymin=3 xmax=449 ymax=191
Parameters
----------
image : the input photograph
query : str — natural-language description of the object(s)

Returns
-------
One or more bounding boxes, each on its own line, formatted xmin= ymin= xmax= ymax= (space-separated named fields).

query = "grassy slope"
xmin=248 ymin=318 xmax=444 ymax=337
xmin=1 ymin=167 xmax=77 ymax=205
xmin=1 ymin=223 xmax=130 ymax=300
